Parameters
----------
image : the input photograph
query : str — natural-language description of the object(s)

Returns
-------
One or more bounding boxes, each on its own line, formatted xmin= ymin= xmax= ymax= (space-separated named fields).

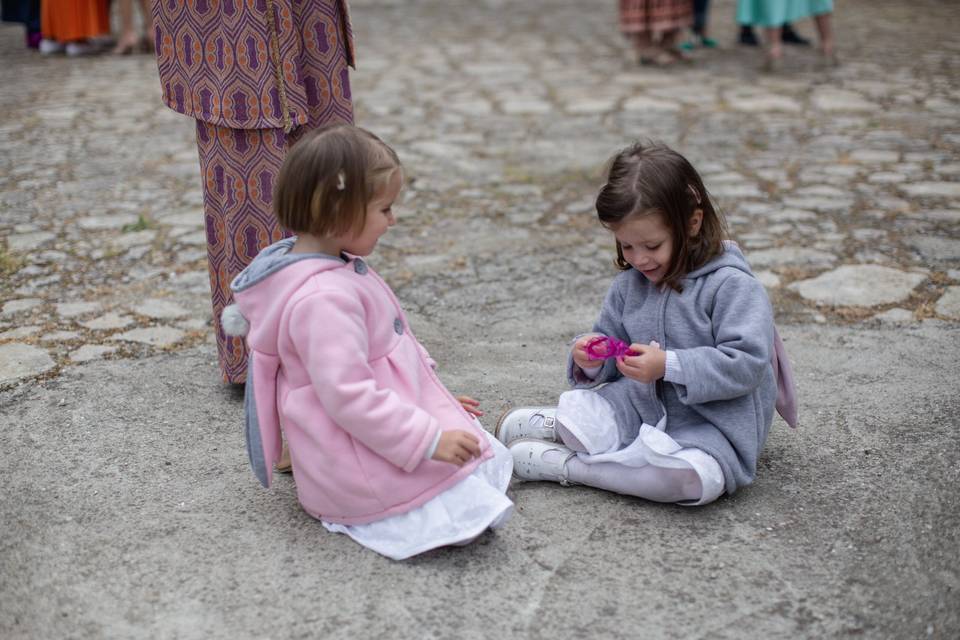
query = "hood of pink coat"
xmin=232 ymin=239 xmax=347 ymax=356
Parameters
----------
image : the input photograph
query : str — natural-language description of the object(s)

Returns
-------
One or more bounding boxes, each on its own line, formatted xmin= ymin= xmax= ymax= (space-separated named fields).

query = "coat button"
xmin=354 ymin=259 xmax=367 ymax=274
xmin=393 ymin=317 xmax=403 ymax=334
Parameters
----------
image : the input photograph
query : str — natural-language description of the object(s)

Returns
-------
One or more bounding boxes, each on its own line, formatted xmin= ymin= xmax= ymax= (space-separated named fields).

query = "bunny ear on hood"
xmin=771 ymin=326 xmax=799 ymax=428
xmin=222 ymin=238 xmax=348 ymax=487
xmin=243 ymin=350 xmax=283 ymax=487
xmin=219 ymin=303 xmax=281 ymax=488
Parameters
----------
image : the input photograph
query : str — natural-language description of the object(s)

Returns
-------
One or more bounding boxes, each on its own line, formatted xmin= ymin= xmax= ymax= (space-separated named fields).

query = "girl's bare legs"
xmin=112 ymin=0 xmax=137 ymax=53
xmin=139 ymin=0 xmax=154 ymax=50
xmin=112 ymin=0 xmax=154 ymax=54
xmin=813 ymin=12 xmax=836 ymax=62
xmin=763 ymin=26 xmax=783 ymax=71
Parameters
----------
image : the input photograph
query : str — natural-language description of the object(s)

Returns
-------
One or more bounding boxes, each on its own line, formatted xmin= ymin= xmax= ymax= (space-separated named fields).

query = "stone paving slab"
xmin=1 ymin=322 xmax=958 ymax=639
xmin=0 ymin=0 xmax=956 ymax=389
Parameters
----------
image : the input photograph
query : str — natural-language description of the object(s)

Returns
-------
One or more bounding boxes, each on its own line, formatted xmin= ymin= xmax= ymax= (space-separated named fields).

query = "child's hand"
xmin=432 ymin=430 xmax=482 ymax=466
xmin=456 ymin=395 xmax=484 ymax=418
xmin=572 ymin=333 xmax=604 ymax=369
xmin=616 ymin=342 xmax=666 ymax=384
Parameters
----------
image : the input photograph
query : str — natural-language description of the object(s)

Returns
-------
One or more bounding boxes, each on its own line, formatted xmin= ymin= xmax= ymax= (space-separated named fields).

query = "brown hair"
xmin=273 ymin=124 xmax=402 ymax=237
xmin=595 ymin=141 xmax=726 ymax=291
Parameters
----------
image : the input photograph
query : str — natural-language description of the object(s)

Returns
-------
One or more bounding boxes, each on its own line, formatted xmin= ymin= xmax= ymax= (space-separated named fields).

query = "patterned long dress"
xmin=619 ymin=0 xmax=692 ymax=36
xmin=153 ymin=0 xmax=355 ymax=383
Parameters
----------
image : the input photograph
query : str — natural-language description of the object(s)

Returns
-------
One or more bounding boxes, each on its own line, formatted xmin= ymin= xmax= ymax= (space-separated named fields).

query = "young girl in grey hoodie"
xmin=496 ymin=142 xmax=796 ymax=505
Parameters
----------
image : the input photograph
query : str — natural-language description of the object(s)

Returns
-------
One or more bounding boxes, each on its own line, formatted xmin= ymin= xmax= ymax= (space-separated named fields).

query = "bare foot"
xmin=112 ymin=33 xmax=138 ymax=55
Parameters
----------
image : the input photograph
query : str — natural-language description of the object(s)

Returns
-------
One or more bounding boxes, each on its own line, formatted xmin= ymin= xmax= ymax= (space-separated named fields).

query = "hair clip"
xmin=688 ymin=184 xmax=702 ymax=205
xmin=584 ymin=335 xmax=636 ymax=360
xmin=336 ymin=170 xmax=346 ymax=191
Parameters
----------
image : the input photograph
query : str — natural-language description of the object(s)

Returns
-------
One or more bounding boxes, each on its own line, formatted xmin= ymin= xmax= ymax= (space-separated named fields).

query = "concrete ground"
xmin=1 ymin=1 xmax=958 ymax=638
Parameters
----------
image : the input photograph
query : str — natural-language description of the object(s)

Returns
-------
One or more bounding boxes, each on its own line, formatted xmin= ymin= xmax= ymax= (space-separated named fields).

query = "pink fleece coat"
xmin=233 ymin=250 xmax=491 ymax=525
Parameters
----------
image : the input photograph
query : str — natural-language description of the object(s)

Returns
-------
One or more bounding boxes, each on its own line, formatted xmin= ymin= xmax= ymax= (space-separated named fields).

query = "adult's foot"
xmin=738 ymin=25 xmax=759 ymax=46
xmin=783 ymin=23 xmax=812 ymax=46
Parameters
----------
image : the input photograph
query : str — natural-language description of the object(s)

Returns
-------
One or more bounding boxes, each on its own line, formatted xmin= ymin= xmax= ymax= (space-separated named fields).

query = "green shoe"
xmin=701 ymin=36 xmax=718 ymax=48
xmin=679 ymin=39 xmax=696 ymax=51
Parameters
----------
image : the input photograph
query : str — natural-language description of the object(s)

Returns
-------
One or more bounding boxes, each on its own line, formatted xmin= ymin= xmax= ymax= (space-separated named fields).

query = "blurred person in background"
xmin=38 ymin=0 xmax=109 ymax=56
xmin=112 ymin=0 xmax=151 ymax=54
xmin=152 ymin=0 xmax=355 ymax=385
xmin=680 ymin=0 xmax=717 ymax=51
xmin=736 ymin=0 xmax=835 ymax=70
xmin=620 ymin=0 xmax=693 ymax=67
xmin=1 ymin=0 xmax=41 ymax=49
xmin=738 ymin=22 xmax=811 ymax=47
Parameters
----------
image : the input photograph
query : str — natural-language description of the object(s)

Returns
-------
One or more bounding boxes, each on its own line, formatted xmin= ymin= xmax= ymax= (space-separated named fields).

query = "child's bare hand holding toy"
xmin=432 ymin=430 xmax=481 ymax=466
xmin=572 ymin=333 xmax=604 ymax=369
xmin=616 ymin=341 xmax=666 ymax=384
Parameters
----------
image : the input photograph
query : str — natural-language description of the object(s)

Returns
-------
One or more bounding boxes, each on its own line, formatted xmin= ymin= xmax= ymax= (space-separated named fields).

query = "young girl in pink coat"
xmin=222 ymin=124 xmax=514 ymax=559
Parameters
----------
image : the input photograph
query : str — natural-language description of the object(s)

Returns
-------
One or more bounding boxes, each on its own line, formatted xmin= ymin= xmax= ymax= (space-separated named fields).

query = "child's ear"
xmin=689 ymin=208 xmax=703 ymax=237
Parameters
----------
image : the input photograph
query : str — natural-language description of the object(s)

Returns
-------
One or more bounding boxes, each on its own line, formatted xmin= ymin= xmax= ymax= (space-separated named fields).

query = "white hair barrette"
xmin=336 ymin=170 xmax=346 ymax=191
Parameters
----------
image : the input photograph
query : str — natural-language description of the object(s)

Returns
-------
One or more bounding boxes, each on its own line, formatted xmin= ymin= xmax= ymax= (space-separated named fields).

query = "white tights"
xmin=564 ymin=457 xmax=704 ymax=504
xmin=553 ymin=390 xmax=724 ymax=505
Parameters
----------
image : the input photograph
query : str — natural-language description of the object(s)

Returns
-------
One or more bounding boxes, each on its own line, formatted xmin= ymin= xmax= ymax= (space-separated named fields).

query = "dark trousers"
xmin=1 ymin=0 xmax=40 ymax=31
xmin=693 ymin=0 xmax=710 ymax=34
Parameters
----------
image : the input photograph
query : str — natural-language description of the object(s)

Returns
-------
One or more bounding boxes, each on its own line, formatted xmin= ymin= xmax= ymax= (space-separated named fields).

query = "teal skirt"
xmin=737 ymin=0 xmax=833 ymax=27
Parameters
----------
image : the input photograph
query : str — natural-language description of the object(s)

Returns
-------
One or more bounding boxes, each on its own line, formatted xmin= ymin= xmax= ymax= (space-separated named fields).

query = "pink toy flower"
xmin=584 ymin=335 xmax=636 ymax=360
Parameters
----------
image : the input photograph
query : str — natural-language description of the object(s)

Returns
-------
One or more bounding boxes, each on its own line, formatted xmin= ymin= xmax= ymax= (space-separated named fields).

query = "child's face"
xmin=613 ymin=213 xmax=674 ymax=284
xmin=342 ymin=169 xmax=401 ymax=256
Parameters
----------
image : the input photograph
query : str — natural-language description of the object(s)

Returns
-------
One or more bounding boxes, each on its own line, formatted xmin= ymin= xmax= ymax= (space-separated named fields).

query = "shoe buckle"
xmin=542 ymin=416 xmax=555 ymax=428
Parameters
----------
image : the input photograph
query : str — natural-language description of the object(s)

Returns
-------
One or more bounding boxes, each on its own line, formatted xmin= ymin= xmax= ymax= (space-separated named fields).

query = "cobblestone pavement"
xmin=1 ymin=2 xmax=960 ymax=638
xmin=1 ymin=0 xmax=959 ymax=386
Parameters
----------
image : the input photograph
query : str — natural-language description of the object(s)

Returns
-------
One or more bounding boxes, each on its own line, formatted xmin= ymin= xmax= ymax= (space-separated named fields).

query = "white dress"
xmin=322 ymin=430 xmax=514 ymax=560
xmin=558 ymin=389 xmax=725 ymax=505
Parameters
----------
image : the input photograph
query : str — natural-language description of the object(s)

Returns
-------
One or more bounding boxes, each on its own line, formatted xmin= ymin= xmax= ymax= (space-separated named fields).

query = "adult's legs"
xmin=112 ymin=0 xmax=137 ymax=53
xmin=813 ymin=13 xmax=835 ymax=58
xmin=692 ymin=0 xmax=710 ymax=36
xmin=763 ymin=25 xmax=784 ymax=70
xmin=195 ymin=124 xmax=292 ymax=383
xmin=192 ymin=0 xmax=354 ymax=384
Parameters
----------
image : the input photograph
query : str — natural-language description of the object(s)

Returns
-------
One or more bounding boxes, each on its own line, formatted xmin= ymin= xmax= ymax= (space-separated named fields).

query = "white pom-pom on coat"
xmin=221 ymin=304 xmax=250 ymax=336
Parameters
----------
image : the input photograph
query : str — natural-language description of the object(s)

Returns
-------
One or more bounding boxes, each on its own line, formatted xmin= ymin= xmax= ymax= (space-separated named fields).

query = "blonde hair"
xmin=274 ymin=124 xmax=402 ymax=237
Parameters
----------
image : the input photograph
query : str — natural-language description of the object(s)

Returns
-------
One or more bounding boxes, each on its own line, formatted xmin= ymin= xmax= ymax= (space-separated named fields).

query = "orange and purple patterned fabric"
xmin=152 ymin=0 xmax=355 ymax=383
xmin=154 ymin=0 xmax=354 ymax=130
xmin=619 ymin=0 xmax=692 ymax=35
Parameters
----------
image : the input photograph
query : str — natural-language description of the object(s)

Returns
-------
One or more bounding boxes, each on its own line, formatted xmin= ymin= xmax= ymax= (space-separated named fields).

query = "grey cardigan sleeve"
xmin=567 ymin=276 xmax=629 ymax=388
xmin=671 ymin=273 xmax=774 ymax=404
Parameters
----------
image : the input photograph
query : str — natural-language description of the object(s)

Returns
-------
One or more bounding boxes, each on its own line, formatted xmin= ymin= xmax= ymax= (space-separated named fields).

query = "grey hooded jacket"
xmin=568 ymin=243 xmax=777 ymax=494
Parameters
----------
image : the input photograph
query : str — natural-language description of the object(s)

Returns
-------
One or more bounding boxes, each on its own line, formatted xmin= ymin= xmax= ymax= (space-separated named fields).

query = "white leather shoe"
xmin=494 ymin=406 xmax=559 ymax=445
xmin=508 ymin=438 xmax=575 ymax=485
